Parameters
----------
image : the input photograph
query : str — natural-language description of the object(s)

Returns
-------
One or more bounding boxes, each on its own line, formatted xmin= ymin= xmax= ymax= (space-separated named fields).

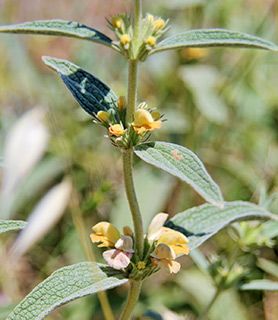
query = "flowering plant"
xmin=0 ymin=1 xmax=278 ymax=319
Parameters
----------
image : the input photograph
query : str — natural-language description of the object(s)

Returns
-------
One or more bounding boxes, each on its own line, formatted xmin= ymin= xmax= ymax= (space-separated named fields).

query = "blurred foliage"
xmin=0 ymin=0 xmax=278 ymax=319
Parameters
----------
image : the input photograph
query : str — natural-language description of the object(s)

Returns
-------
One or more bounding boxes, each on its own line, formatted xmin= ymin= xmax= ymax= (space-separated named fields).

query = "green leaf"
xmin=257 ymin=258 xmax=278 ymax=278
xmin=0 ymin=20 xmax=119 ymax=50
xmin=42 ymin=56 xmax=118 ymax=118
xmin=165 ymin=201 xmax=273 ymax=250
xmin=0 ymin=220 xmax=26 ymax=234
xmin=134 ymin=141 xmax=223 ymax=206
xmin=151 ymin=29 xmax=278 ymax=54
xmin=238 ymin=280 xmax=278 ymax=291
xmin=7 ymin=262 xmax=128 ymax=320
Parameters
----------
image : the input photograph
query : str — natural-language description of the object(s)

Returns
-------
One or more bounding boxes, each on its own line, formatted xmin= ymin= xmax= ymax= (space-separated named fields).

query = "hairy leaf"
xmin=42 ymin=56 xmax=118 ymax=117
xmin=151 ymin=29 xmax=278 ymax=54
xmin=135 ymin=141 xmax=223 ymax=206
xmin=165 ymin=201 xmax=273 ymax=250
xmin=7 ymin=262 xmax=128 ymax=320
xmin=0 ymin=220 xmax=26 ymax=234
xmin=238 ymin=280 xmax=278 ymax=291
xmin=0 ymin=20 xmax=118 ymax=50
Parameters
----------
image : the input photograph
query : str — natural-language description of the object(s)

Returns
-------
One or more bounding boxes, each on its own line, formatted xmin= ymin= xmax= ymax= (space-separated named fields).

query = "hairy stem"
xmin=119 ymin=282 xmax=142 ymax=320
xmin=134 ymin=0 xmax=142 ymax=43
xmin=122 ymin=151 xmax=144 ymax=258
xmin=126 ymin=60 xmax=138 ymax=124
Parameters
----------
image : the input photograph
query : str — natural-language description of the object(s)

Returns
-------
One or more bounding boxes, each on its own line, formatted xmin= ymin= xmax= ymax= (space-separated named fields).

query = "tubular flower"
xmin=109 ymin=124 xmax=125 ymax=136
xmin=153 ymin=18 xmax=165 ymax=30
xmin=120 ymin=34 xmax=131 ymax=46
xmin=150 ymin=243 xmax=180 ymax=274
xmin=132 ymin=109 xmax=162 ymax=134
xmin=145 ymin=36 xmax=156 ymax=47
xmin=111 ymin=16 xmax=122 ymax=29
xmin=103 ymin=236 xmax=134 ymax=270
xmin=157 ymin=231 xmax=190 ymax=256
xmin=90 ymin=222 xmax=121 ymax=247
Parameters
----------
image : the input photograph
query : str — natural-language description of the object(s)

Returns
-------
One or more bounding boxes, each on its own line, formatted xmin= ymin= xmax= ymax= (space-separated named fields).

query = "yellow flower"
xmin=109 ymin=124 xmax=125 ymax=136
xmin=150 ymin=243 xmax=180 ymax=274
xmin=157 ymin=231 xmax=190 ymax=256
xmin=137 ymin=261 xmax=146 ymax=269
xmin=145 ymin=36 xmax=156 ymax=47
xmin=117 ymin=96 xmax=127 ymax=111
xmin=90 ymin=222 xmax=121 ymax=247
xmin=120 ymin=34 xmax=131 ymax=46
xmin=97 ymin=111 xmax=110 ymax=123
xmin=111 ymin=16 xmax=122 ymax=29
xmin=147 ymin=213 xmax=169 ymax=241
xmin=132 ymin=109 xmax=162 ymax=134
xmin=153 ymin=18 xmax=165 ymax=30
xmin=147 ymin=14 xmax=154 ymax=22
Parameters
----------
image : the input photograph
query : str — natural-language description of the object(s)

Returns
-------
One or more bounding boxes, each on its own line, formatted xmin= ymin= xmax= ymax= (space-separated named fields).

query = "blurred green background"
xmin=0 ymin=0 xmax=278 ymax=319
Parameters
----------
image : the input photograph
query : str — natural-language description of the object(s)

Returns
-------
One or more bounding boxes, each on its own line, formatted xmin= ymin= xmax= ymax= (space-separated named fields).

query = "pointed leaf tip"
xmin=151 ymin=28 xmax=278 ymax=54
xmin=42 ymin=56 xmax=118 ymax=117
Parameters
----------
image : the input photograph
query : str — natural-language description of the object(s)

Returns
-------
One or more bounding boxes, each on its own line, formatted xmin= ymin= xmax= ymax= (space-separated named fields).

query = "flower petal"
xmin=147 ymin=213 xmax=169 ymax=241
xmin=150 ymin=243 xmax=176 ymax=260
xmin=151 ymin=258 xmax=181 ymax=274
xmin=92 ymin=222 xmax=121 ymax=244
xmin=103 ymin=249 xmax=132 ymax=270
xmin=115 ymin=236 xmax=134 ymax=253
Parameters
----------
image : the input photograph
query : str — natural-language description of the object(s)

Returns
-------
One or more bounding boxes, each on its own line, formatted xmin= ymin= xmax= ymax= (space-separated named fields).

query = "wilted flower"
xmin=150 ymin=243 xmax=180 ymax=274
xmin=91 ymin=223 xmax=134 ymax=270
xmin=103 ymin=236 xmax=134 ymax=270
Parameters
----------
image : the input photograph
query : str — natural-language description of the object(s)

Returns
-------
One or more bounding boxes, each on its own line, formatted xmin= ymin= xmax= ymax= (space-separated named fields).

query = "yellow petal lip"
xmin=90 ymin=234 xmax=115 ymax=247
xmin=150 ymin=243 xmax=176 ymax=260
xmin=133 ymin=109 xmax=154 ymax=126
xmin=157 ymin=231 xmax=190 ymax=256
xmin=92 ymin=222 xmax=121 ymax=245
xmin=109 ymin=124 xmax=125 ymax=136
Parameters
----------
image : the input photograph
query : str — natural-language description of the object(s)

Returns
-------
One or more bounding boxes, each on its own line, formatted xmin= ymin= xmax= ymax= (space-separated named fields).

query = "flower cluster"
xmin=109 ymin=13 xmax=169 ymax=60
xmin=90 ymin=213 xmax=190 ymax=278
xmin=95 ymin=98 xmax=163 ymax=149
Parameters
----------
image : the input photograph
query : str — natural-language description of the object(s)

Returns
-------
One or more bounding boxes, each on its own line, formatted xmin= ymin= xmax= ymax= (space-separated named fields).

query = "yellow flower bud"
xmin=120 ymin=34 xmax=131 ymax=46
xmin=111 ymin=16 xmax=122 ymax=29
xmin=123 ymin=226 xmax=133 ymax=237
xmin=117 ymin=96 xmax=127 ymax=111
xmin=97 ymin=111 xmax=110 ymax=123
xmin=145 ymin=36 xmax=156 ymax=47
xmin=147 ymin=14 xmax=154 ymax=22
xmin=109 ymin=124 xmax=125 ymax=136
xmin=151 ymin=111 xmax=161 ymax=121
xmin=153 ymin=19 xmax=165 ymax=30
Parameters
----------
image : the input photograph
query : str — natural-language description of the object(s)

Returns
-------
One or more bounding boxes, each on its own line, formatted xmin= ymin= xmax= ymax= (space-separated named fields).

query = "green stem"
xmin=119 ymin=282 xmax=142 ymax=320
xmin=197 ymin=287 xmax=222 ymax=320
xmin=122 ymin=151 xmax=144 ymax=258
xmin=126 ymin=60 xmax=138 ymax=124
xmin=134 ymin=0 xmax=142 ymax=43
